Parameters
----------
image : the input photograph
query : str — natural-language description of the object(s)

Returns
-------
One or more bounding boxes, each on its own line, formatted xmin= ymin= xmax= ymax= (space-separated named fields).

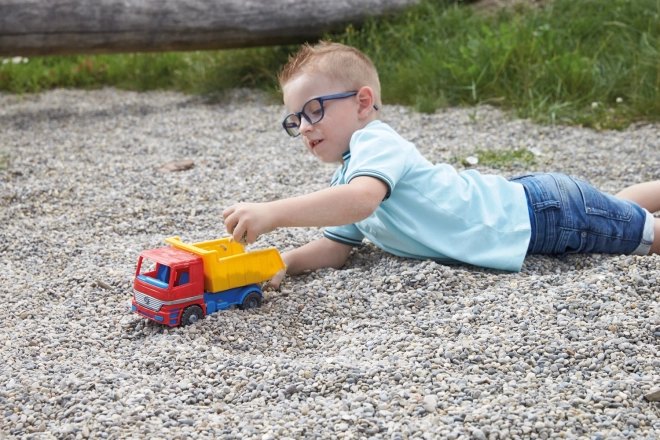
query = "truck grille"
xmin=134 ymin=290 xmax=164 ymax=312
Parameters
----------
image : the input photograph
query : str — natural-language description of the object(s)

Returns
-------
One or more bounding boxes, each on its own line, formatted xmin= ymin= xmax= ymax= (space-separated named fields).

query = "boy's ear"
xmin=356 ymin=86 xmax=376 ymax=119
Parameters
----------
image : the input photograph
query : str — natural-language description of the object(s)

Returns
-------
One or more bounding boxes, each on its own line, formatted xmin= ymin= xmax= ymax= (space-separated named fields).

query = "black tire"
xmin=180 ymin=305 xmax=203 ymax=326
xmin=240 ymin=292 xmax=262 ymax=310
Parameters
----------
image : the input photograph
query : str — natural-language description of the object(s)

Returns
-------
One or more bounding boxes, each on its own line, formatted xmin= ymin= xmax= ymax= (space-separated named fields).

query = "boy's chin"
xmin=317 ymin=155 xmax=343 ymax=165
xmin=312 ymin=151 xmax=341 ymax=164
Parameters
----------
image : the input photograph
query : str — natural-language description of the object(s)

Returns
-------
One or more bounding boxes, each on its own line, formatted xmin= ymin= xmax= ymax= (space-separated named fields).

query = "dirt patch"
xmin=471 ymin=0 xmax=551 ymax=13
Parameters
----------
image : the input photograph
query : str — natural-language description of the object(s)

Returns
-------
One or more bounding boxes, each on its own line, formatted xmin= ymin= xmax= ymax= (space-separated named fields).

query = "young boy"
xmin=222 ymin=41 xmax=660 ymax=288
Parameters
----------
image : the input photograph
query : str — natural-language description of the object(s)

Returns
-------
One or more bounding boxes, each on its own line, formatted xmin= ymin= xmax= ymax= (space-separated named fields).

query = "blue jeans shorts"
xmin=509 ymin=173 xmax=654 ymax=256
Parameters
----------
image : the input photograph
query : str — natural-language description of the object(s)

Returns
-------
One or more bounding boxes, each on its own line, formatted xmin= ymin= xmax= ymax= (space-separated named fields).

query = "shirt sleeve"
xmin=324 ymin=224 xmax=364 ymax=247
xmin=345 ymin=127 xmax=408 ymax=201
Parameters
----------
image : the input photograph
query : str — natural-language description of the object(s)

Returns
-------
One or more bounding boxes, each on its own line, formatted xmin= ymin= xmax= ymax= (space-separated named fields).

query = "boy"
xmin=222 ymin=41 xmax=660 ymax=288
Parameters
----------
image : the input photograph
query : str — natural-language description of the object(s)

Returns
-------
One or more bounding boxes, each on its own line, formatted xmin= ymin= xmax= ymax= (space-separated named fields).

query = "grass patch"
xmin=0 ymin=151 xmax=9 ymax=170
xmin=459 ymin=149 xmax=537 ymax=169
xmin=1 ymin=0 xmax=659 ymax=128
xmin=0 ymin=47 xmax=294 ymax=95
xmin=341 ymin=0 xmax=660 ymax=129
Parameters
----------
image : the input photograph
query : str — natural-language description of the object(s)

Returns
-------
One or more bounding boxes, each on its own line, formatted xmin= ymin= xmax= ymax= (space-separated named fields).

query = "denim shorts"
xmin=509 ymin=173 xmax=654 ymax=256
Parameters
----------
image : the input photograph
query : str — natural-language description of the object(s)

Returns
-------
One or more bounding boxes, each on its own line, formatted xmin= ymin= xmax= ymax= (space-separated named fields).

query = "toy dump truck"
xmin=131 ymin=236 xmax=285 ymax=326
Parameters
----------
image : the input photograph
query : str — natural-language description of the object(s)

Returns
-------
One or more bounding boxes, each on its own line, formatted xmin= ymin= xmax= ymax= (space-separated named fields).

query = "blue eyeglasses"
xmin=282 ymin=91 xmax=379 ymax=137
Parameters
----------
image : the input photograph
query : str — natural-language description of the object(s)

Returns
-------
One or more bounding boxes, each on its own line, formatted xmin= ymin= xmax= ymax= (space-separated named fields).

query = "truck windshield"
xmin=137 ymin=257 xmax=171 ymax=289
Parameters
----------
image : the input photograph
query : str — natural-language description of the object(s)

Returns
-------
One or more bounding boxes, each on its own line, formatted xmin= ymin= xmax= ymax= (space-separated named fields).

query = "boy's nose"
xmin=299 ymin=117 xmax=314 ymax=134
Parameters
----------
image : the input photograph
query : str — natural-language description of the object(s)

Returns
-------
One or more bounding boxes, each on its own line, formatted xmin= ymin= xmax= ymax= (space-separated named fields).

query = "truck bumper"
xmin=131 ymin=302 xmax=181 ymax=327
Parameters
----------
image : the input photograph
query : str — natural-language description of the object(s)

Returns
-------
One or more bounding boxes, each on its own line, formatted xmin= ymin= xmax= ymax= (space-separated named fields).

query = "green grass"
xmin=340 ymin=0 xmax=660 ymax=129
xmin=458 ymin=148 xmax=537 ymax=169
xmin=1 ymin=0 xmax=659 ymax=129
xmin=0 ymin=47 xmax=293 ymax=96
xmin=0 ymin=151 xmax=8 ymax=170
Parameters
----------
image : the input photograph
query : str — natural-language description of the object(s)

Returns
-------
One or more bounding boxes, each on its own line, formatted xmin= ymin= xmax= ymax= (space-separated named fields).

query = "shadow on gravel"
xmin=0 ymin=98 xmax=204 ymax=131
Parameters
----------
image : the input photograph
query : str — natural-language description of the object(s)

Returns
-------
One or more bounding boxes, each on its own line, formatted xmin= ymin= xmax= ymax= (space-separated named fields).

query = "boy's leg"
xmin=616 ymin=180 xmax=660 ymax=254
xmin=652 ymin=218 xmax=660 ymax=255
xmin=615 ymin=181 xmax=660 ymax=213
xmin=616 ymin=181 xmax=660 ymax=255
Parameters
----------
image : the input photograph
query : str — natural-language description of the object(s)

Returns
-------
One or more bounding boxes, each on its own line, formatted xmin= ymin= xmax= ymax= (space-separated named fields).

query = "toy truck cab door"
xmin=170 ymin=261 xmax=203 ymax=299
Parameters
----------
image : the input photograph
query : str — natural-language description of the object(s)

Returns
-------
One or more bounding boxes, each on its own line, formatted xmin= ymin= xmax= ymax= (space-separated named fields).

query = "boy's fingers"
xmin=266 ymin=268 xmax=287 ymax=290
xmin=221 ymin=206 xmax=234 ymax=219
xmin=233 ymin=227 xmax=245 ymax=243
xmin=246 ymin=229 xmax=260 ymax=244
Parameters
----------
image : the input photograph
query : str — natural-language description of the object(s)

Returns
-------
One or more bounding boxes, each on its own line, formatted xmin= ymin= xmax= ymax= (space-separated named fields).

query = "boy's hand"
xmin=263 ymin=268 xmax=287 ymax=290
xmin=222 ymin=202 xmax=274 ymax=244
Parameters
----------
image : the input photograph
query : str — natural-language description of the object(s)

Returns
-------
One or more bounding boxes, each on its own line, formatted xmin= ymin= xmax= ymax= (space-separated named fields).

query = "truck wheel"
xmin=180 ymin=305 xmax=203 ymax=326
xmin=240 ymin=292 xmax=262 ymax=310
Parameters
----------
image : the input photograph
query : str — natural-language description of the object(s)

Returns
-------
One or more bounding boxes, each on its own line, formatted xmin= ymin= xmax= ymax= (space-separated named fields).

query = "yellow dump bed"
xmin=165 ymin=236 xmax=286 ymax=293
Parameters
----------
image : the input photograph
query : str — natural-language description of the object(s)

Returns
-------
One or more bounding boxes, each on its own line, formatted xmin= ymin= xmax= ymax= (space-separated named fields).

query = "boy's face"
xmin=282 ymin=73 xmax=369 ymax=164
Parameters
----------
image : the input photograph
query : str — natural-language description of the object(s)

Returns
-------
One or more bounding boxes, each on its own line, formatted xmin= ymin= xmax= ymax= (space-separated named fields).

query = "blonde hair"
xmin=278 ymin=41 xmax=382 ymax=108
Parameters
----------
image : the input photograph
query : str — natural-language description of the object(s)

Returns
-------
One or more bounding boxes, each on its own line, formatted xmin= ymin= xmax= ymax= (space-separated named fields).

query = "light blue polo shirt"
xmin=324 ymin=120 xmax=532 ymax=271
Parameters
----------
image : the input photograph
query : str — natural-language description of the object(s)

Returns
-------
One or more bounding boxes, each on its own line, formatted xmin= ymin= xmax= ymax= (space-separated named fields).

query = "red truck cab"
xmin=132 ymin=246 xmax=205 ymax=326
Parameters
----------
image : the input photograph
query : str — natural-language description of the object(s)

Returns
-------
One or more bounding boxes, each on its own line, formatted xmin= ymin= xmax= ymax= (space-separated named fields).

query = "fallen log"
xmin=0 ymin=0 xmax=418 ymax=57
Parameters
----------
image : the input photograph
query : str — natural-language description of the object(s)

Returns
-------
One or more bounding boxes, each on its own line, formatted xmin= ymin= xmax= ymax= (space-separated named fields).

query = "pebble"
xmin=645 ymin=387 xmax=660 ymax=402
xmin=422 ymin=395 xmax=437 ymax=413
xmin=472 ymin=428 xmax=487 ymax=440
xmin=1 ymin=88 xmax=660 ymax=439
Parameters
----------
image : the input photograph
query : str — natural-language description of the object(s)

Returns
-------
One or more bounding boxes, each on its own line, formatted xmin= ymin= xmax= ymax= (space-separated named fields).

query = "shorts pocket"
xmin=556 ymin=229 xmax=586 ymax=256
xmin=571 ymin=178 xmax=633 ymax=221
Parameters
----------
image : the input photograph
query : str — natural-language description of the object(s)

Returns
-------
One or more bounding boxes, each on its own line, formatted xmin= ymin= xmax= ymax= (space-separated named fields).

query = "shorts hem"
xmin=631 ymin=210 xmax=655 ymax=256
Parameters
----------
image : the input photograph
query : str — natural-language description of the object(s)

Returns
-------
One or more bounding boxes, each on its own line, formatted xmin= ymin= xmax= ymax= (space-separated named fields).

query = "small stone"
xmin=464 ymin=156 xmax=479 ymax=166
xmin=422 ymin=395 xmax=437 ymax=413
xmin=644 ymin=387 xmax=660 ymax=401
xmin=157 ymin=159 xmax=194 ymax=173
xmin=471 ymin=429 xmax=486 ymax=440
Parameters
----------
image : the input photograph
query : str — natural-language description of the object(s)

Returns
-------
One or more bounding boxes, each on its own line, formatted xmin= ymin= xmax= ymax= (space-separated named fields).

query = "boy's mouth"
xmin=310 ymin=139 xmax=323 ymax=148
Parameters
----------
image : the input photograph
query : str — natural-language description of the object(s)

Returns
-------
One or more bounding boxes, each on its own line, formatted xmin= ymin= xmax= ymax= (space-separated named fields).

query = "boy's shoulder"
xmin=351 ymin=120 xmax=411 ymax=150
xmin=354 ymin=120 xmax=400 ymax=136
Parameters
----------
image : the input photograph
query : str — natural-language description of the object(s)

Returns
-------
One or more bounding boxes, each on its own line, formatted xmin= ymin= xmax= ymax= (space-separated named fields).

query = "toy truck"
xmin=131 ymin=236 xmax=285 ymax=327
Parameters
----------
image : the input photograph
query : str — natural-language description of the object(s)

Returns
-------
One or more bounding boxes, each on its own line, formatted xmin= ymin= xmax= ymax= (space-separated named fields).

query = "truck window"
xmin=138 ymin=257 xmax=157 ymax=276
xmin=174 ymin=269 xmax=190 ymax=286
xmin=156 ymin=265 xmax=171 ymax=284
xmin=137 ymin=258 xmax=171 ymax=289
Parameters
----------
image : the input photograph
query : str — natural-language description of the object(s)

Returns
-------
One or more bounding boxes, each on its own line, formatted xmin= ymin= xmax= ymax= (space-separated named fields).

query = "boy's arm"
xmin=223 ymin=176 xmax=387 ymax=244
xmin=267 ymin=237 xmax=353 ymax=289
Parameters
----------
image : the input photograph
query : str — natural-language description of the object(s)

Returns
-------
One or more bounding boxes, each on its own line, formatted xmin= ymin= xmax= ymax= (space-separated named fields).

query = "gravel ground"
xmin=1 ymin=88 xmax=660 ymax=440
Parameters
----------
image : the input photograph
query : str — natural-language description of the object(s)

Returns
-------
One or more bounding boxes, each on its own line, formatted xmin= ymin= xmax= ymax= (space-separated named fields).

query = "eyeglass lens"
xmin=283 ymin=98 xmax=325 ymax=137
xmin=283 ymin=115 xmax=300 ymax=137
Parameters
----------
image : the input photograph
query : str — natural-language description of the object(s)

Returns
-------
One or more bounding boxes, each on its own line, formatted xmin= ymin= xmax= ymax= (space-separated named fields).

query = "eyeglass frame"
xmin=281 ymin=91 xmax=379 ymax=137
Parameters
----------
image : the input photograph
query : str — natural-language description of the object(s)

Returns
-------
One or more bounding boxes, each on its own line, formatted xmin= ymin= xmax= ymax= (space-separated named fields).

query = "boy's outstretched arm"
xmin=267 ymin=237 xmax=353 ymax=289
xmin=222 ymin=176 xmax=388 ymax=244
